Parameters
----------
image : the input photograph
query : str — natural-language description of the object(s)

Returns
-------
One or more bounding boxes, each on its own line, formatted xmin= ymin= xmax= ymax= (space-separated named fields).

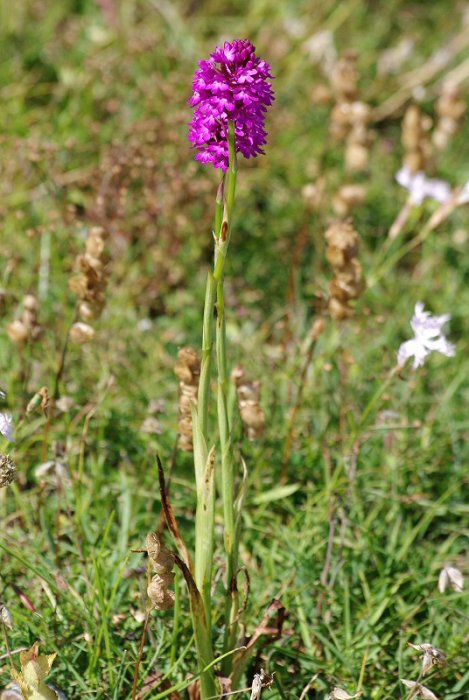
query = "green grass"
xmin=1 ymin=1 xmax=469 ymax=698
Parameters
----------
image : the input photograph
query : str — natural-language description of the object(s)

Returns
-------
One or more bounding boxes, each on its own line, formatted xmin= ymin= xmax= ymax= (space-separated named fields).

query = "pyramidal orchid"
xmin=188 ymin=39 xmax=274 ymax=170
xmin=154 ymin=39 xmax=276 ymax=699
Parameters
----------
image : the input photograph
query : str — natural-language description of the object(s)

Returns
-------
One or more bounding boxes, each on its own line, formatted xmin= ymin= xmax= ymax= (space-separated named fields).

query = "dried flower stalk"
xmin=232 ymin=365 xmax=265 ymax=440
xmin=325 ymin=220 xmax=366 ymax=320
xmin=69 ymin=226 xmax=109 ymax=343
xmin=174 ymin=347 xmax=200 ymax=452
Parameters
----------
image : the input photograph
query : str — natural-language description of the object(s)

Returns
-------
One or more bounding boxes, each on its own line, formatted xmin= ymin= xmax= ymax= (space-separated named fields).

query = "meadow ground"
xmin=0 ymin=1 xmax=468 ymax=698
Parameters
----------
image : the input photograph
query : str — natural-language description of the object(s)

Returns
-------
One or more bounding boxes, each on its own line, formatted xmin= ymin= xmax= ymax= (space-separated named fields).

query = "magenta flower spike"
xmin=188 ymin=39 xmax=275 ymax=171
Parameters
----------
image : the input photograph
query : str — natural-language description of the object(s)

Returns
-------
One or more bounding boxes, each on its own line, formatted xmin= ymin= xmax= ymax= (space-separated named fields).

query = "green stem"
xmin=214 ymin=121 xmax=240 ymax=677
xmin=191 ymin=120 xmax=239 ymax=692
xmin=191 ymin=178 xmax=225 ymax=700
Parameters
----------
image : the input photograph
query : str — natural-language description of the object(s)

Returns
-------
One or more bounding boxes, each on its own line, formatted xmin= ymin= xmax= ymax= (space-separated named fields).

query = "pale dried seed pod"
xmin=69 ymin=322 xmax=96 ymax=344
xmin=6 ymin=320 xmax=29 ymax=345
xmin=0 ymin=604 xmax=13 ymax=630
xmin=345 ymin=102 xmax=372 ymax=172
xmin=232 ymin=365 xmax=265 ymax=440
xmin=6 ymin=294 xmax=42 ymax=345
xmin=174 ymin=347 xmax=200 ymax=452
xmin=438 ymin=565 xmax=464 ymax=592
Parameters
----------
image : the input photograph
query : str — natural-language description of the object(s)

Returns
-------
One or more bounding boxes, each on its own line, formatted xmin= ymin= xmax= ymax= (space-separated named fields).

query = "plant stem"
xmin=214 ymin=121 xmax=240 ymax=677
xmin=191 ymin=176 xmax=225 ymax=700
xmin=192 ymin=120 xmax=239 ymax=691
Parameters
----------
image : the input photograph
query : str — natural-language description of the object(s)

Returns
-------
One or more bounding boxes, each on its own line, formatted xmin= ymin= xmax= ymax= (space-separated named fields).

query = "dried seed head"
xmin=146 ymin=532 xmax=175 ymax=611
xmin=438 ymin=565 xmax=464 ymax=592
xmin=0 ymin=455 xmax=16 ymax=487
xmin=69 ymin=226 xmax=109 ymax=332
xmin=69 ymin=322 xmax=96 ymax=344
xmin=232 ymin=365 xmax=265 ymax=440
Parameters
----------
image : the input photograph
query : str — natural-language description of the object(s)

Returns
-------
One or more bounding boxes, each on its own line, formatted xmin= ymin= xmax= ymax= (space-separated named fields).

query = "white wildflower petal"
xmin=426 ymin=336 xmax=456 ymax=357
xmin=397 ymin=338 xmax=428 ymax=369
xmin=396 ymin=166 xmax=413 ymax=189
xmin=397 ymin=303 xmax=455 ymax=369
xmin=396 ymin=168 xmax=452 ymax=205
xmin=0 ymin=413 xmax=15 ymax=443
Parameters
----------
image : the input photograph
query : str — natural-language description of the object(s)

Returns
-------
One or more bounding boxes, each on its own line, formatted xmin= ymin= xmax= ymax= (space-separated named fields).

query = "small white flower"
xmin=397 ymin=302 xmax=455 ymax=369
xmin=0 ymin=412 xmax=15 ymax=443
xmin=396 ymin=166 xmax=452 ymax=205
xmin=438 ymin=565 xmax=464 ymax=593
